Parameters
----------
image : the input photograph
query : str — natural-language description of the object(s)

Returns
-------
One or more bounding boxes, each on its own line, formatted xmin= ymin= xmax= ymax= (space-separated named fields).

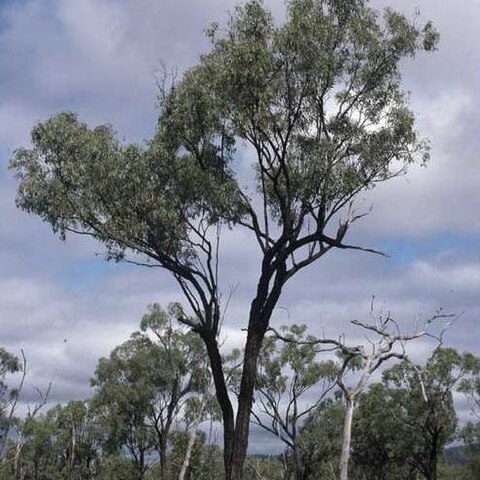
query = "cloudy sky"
xmin=0 ymin=0 xmax=479 ymax=452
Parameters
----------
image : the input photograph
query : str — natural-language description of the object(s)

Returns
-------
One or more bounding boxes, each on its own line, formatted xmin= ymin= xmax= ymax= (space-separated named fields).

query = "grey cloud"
xmin=355 ymin=92 xmax=480 ymax=238
xmin=0 ymin=0 xmax=478 ymax=451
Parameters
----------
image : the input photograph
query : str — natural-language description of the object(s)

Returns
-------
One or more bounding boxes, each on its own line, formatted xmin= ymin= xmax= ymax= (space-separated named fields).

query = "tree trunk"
xmin=179 ymin=385 xmax=210 ymax=480
xmin=202 ymin=333 xmax=235 ymax=479
xmin=202 ymin=262 xmax=285 ymax=480
xmin=229 ymin=327 xmax=266 ymax=480
xmin=228 ymin=261 xmax=286 ymax=480
xmin=339 ymin=397 xmax=355 ymax=480
xmin=178 ymin=429 xmax=197 ymax=480
xmin=160 ymin=437 xmax=168 ymax=480
xmin=427 ymin=441 xmax=438 ymax=480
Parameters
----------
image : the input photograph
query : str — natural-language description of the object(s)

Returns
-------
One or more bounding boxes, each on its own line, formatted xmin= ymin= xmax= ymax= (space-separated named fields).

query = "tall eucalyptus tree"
xmin=11 ymin=0 xmax=438 ymax=477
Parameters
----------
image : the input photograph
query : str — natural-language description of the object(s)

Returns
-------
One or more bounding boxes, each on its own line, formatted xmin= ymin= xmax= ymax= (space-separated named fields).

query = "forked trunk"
xmin=203 ymin=266 xmax=285 ymax=480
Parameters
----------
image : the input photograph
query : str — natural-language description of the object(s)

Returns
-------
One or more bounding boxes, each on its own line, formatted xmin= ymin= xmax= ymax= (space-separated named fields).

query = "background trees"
xmin=351 ymin=383 xmax=413 ymax=479
xmin=253 ymin=324 xmax=337 ymax=479
xmin=10 ymin=1 xmax=438 ymax=477
xmin=0 ymin=348 xmax=22 ymax=461
xmin=1 ymin=321 xmax=479 ymax=479
xmin=382 ymin=348 xmax=474 ymax=480
xmin=91 ymin=304 xmax=211 ymax=480
xmin=294 ymin=399 xmax=344 ymax=480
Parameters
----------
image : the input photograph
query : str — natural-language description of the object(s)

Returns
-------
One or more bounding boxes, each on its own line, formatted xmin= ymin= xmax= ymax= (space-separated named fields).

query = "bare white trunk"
xmin=14 ymin=438 xmax=24 ymax=480
xmin=339 ymin=398 xmax=355 ymax=480
xmin=178 ymin=383 xmax=212 ymax=480
xmin=178 ymin=429 xmax=198 ymax=480
xmin=70 ymin=429 xmax=76 ymax=476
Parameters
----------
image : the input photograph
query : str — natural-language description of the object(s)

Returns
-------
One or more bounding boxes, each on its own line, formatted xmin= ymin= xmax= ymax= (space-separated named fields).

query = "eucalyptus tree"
xmin=10 ymin=0 xmax=438 ymax=477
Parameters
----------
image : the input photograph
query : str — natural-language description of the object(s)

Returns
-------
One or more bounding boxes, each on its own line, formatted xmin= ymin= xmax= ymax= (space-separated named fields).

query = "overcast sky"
xmin=0 ymin=0 xmax=479 ymax=452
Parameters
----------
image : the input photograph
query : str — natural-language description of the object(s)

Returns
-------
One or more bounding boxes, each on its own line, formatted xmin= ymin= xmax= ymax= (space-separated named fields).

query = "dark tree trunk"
xmin=202 ymin=331 xmax=235 ymax=478
xmin=229 ymin=326 xmax=267 ymax=480
xmin=227 ymin=259 xmax=286 ymax=480
xmin=201 ymin=257 xmax=287 ymax=480
xmin=160 ymin=437 xmax=168 ymax=480
xmin=427 ymin=433 xmax=438 ymax=480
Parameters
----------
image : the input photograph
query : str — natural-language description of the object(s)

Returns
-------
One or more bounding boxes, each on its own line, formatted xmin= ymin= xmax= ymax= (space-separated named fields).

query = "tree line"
xmin=1 ymin=303 xmax=479 ymax=480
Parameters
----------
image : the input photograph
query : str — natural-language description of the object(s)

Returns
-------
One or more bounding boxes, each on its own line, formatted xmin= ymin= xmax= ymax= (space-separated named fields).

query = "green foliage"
xmin=189 ymin=0 xmax=436 ymax=222
xmin=351 ymin=383 xmax=417 ymax=479
xmin=95 ymin=455 xmax=137 ymax=480
xmin=380 ymin=348 xmax=469 ymax=479
xmin=0 ymin=348 xmax=20 ymax=426
xmin=10 ymin=0 xmax=438 ymax=320
xmin=295 ymin=399 xmax=345 ymax=479
xmin=11 ymin=112 xmax=242 ymax=265
xmin=91 ymin=303 xmax=211 ymax=478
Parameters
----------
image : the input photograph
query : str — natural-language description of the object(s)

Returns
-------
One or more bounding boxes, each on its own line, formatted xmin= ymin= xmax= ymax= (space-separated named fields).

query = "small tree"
xmin=383 ymin=348 xmax=473 ymax=480
xmin=91 ymin=303 xmax=210 ymax=480
xmin=294 ymin=399 xmax=345 ymax=480
xmin=0 ymin=348 xmax=22 ymax=461
xmin=253 ymin=325 xmax=337 ymax=479
xmin=10 ymin=1 xmax=438 ymax=477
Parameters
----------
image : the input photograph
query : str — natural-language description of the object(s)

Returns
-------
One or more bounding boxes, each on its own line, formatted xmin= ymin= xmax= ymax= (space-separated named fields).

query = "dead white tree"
xmin=270 ymin=307 xmax=453 ymax=480
xmin=12 ymin=381 xmax=52 ymax=479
